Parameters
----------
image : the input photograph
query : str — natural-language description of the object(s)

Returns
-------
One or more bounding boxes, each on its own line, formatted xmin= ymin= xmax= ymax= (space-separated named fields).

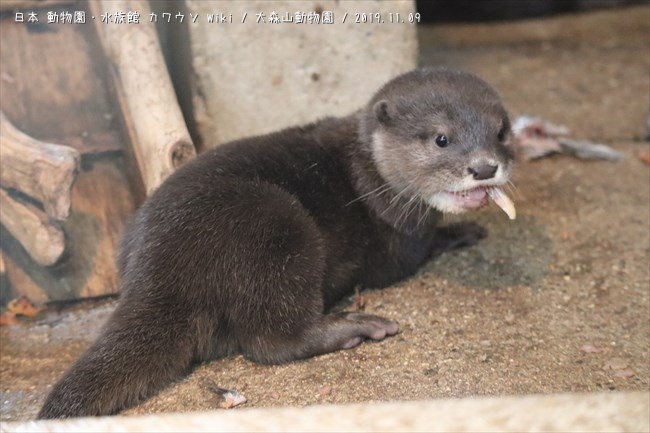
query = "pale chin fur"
xmin=426 ymin=166 xmax=511 ymax=215
xmin=426 ymin=192 xmax=472 ymax=214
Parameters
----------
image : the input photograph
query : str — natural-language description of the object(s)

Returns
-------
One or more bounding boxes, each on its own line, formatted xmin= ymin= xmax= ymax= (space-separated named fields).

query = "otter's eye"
xmin=497 ymin=126 xmax=507 ymax=142
xmin=435 ymin=135 xmax=449 ymax=148
xmin=498 ymin=120 xmax=510 ymax=142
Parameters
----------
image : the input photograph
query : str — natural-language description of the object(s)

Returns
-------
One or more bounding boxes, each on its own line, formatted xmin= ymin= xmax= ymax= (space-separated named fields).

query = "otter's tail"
xmin=37 ymin=305 xmax=196 ymax=419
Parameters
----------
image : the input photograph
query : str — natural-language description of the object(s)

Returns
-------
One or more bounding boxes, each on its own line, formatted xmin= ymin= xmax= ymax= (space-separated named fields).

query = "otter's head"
xmin=361 ymin=68 xmax=516 ymax=219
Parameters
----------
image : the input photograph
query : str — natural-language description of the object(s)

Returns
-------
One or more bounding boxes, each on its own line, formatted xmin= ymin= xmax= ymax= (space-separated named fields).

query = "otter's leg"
xmin=37 ymin=303 xmax=198 ymax=419
xmin=240 ymin=312 xmax=399 ymax=365
xmin=304 ymin=312 xmax=399 ymax=351
xmin=226 ymin=182 xmax=399 ymax=365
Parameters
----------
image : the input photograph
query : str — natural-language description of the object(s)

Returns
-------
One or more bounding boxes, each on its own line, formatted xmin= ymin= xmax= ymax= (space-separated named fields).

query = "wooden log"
xmin=0 ymin=112 xmax=80 ymax=221
xmin=0 ymin=158 xmax=136 ymax=301
xmin=1 ymin=7 xmax=140 ymax=301
xmin=1 ymin=251 xmax=48 ymax=303
xmin=0 ymin=251 xmax=5 ymax=276
xmin=89 ymin=0 xmax=196 ymax=195
xmin=57 ymin=132 xmax=123 ymax=156
xmin=0 ymin=17 xmax=122 ymax=144
xmin=0 ymin=250 xmax=10 ymax=307
xmin=0 ymin=188 xmax=65 ymax=267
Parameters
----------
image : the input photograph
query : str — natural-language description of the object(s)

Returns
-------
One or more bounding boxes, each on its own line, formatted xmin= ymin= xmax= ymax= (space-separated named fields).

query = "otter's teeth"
xmin=487 ymin=187 xmax=516 ymax=220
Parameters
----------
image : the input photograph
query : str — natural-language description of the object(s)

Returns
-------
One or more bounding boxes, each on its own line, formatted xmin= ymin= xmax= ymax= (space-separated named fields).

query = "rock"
xmin=186 ymin=0 xmax=417 ymax=146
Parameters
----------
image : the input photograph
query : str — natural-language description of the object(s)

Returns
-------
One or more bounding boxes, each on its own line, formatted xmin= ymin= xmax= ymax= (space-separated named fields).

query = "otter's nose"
xmin=468 ymin=163 xmax=498 ymax=180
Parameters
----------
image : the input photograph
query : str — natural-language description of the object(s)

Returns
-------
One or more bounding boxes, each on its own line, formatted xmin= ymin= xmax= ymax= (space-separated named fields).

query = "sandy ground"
xmin=1 ymin=5 xmax=649 ymax=422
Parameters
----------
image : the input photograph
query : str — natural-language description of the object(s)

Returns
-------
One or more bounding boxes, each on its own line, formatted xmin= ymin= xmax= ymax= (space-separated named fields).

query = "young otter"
xmin=38 ymin=68 xmax=515 ymax=418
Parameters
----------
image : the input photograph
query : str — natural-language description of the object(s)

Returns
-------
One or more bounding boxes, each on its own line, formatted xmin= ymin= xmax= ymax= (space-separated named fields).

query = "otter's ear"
xmin=373 ymin=100 xmax=391 ymax=125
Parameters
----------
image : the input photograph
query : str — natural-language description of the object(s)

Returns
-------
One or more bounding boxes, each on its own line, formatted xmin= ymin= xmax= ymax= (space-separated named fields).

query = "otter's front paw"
xmin=333 ymin=312 xmax=399 ymax=349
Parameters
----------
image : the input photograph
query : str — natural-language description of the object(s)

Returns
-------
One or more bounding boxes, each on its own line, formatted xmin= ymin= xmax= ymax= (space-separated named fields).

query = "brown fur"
xmin=38 ymin=68 xmax=513 ymax=418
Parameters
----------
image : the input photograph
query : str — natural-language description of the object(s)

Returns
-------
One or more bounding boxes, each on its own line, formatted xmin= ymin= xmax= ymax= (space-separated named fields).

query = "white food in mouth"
xmin=487 ymin=186 xmax=516 ymax=220
xmin=427 ymin=186 xmax=516 ymax=220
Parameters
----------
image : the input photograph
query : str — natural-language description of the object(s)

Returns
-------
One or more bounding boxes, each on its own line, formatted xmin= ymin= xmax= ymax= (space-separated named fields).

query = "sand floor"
xmin=1 ymin=5 xmax=648 ymax=422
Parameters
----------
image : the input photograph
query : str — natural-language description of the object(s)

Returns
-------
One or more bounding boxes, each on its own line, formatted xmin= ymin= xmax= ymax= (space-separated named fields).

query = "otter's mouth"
xmin=433 ymin=186 xmax=516 ymax=220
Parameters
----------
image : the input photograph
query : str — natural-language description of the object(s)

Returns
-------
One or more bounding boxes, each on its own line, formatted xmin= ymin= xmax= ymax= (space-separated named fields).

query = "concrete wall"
xmin=186 ymin=0 xmax=418 ymax=146
xmin=4 ymin=392 xmax=649 ymax=432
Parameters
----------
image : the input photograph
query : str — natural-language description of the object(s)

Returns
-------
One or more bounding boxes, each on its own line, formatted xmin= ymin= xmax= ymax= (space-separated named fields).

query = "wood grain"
xmin=90 ymin=0 xmax=195 ymax=195
xmin=0 ymin=112 xmax=80 ymax=221
xmin=0 ymin=188 xmax=65 ymax=266
xmin=0 ymin=9 xmax=138 ymax=301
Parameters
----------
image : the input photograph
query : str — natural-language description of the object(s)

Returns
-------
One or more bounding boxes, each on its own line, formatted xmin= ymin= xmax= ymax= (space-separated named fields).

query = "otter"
xmin=38 ymin=68 xmax=516 ymax=419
